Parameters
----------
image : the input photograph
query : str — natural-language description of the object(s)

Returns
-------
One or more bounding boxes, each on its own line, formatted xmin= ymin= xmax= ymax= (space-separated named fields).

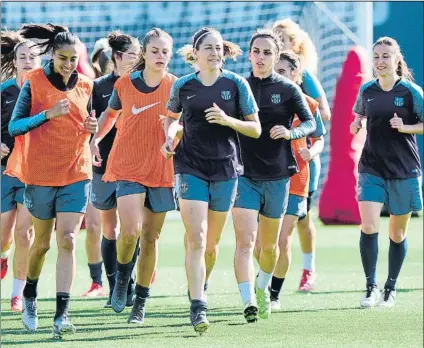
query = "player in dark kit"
xmin=164 ymin=27 xmax=261 ymax=334
xmin=351 ymin=37 xmax=423 ymax=308
xmin=232 ymin=29 xmax=316 ymax=322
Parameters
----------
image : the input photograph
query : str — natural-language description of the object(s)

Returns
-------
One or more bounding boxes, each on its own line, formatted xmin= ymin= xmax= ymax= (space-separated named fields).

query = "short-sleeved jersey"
xmin=167 ymin=69 xmax=258 ymax=181
xmin=353 ymin=79 xmax=423 ymax=179
xmin=290 ymin=95 xmax=326 ymax=197
xmin=92 ymin=72 xmax=119 ymax=174
xmin=1 ymin=78 xmax=20 ymax=166
xmin=102 ymin=71 xmax=177 ymax=187
xmin=5 ymin=68 xmax=93 ymax=186
xmin=301 ymin=69 xmax=325 ymax=100
xmin=240 ymin=72 xmax=315 ymax=180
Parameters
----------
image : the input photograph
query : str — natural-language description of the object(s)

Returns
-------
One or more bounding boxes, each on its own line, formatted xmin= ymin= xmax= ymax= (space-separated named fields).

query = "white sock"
xmin=257 ymin=269 xmax=273 ymax=290
xmin=1 ymin=249 xmax=11 ymax=258
xmin=238 ymin=281 xmax=255 ymax=306
xmin=302 ymin=252 xmax=315 ymax=272
xmin=12 ymin=278 xmax=26 ymax=297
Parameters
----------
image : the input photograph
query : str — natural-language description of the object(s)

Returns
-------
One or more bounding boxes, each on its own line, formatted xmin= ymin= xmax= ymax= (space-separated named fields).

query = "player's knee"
xmin=85 ymin=219 xmax=101 ymax=234
xmin=34 ymin=238 xmax=51 ymax=255
xmin=58 ymin=232 xmax=77 ymax=253
xmin=361 ymin=222 xmax=379 ymax=234
xmin=187 ymin=236 xmax=206 ymax=251
xmin=121 ymin=226 xmax=140 ymax=244
xmin=236 ymin=234 xmax=255 ymax=253
xmin=262 ymin=243 xmax=279 ymax=256
xmin=14 ymin=226 xmax=34 ymax=249
xmin=390 ymin=228 xmax=407 ymax=243
xmin=141 ymin=228 xmax=160 ymax=246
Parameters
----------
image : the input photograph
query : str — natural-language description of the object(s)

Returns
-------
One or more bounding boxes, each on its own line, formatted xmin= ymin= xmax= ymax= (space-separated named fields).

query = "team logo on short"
xmin=271 ymin=94 xmax=281 ymax=104
xmin=394 ymin=97 xmax=404 ymax=107
xmin=221 ymin=90 xmax=231 ymax=101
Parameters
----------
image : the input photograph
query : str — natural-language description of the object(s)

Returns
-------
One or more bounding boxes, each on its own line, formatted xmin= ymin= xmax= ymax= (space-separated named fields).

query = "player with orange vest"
xmin=270 ymin=50 xmax=326 ymax=310
xmin=90 ymin=28 xmax=177 ymax=325
xmin=7 ymin=24 xmax=97 ymax=338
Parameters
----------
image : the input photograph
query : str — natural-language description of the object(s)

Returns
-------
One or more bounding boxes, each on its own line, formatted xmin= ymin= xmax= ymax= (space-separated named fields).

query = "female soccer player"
xmin=351 ymin=37 xmax=423 ymax=308
xmin=91 ymin=28 xmax=175 ymax=324
xmin=163 ymin=27 xmax=261 ymax=333
xmin=232 ymin=31 xmax=316 ymax=322
xmin=269 ymin=50 xmax=326 ymax=310
xmin=273 ymin=18 xmax=332 ymax=290
xmin=83 ymin=32 xmax=141 ymax=308
xmin=7 ymin=23 xmax=97 ymax=338
xmin=1 ymin=30 xmax=40 ymax=312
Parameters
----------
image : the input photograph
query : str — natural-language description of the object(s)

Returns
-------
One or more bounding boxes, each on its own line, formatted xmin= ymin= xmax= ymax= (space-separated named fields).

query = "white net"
xmin=1 ymin=1 xmax=372 ymax=202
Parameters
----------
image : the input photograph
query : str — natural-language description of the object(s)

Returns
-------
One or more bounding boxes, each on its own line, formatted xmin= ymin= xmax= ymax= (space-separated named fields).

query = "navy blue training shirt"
xmin=1 ymin=78 xmax=20 ymax=166
xmin=353 ymin=79 xmax=423 ymax=179
xmin=167 ymin=69 xmax=259 ymax=181
xmin=92 ymin=72 xmax=119 ymax=174
xmin=240 ymin=72 xmax=316 ymax=180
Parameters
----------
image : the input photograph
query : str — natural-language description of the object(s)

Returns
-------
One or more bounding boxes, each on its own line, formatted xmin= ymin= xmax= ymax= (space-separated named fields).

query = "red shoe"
xmin=11 ymin=296 xmax=23 ymax=312
xmin=151 ymin=270 xmax=157 ymax=284
xmin=1 ymin=258 xmax=8 ymax=280
xmin=82 ymin=282 xmax=106 ymax=297
xmin=298 ymin=269 xmax=316 ymax=292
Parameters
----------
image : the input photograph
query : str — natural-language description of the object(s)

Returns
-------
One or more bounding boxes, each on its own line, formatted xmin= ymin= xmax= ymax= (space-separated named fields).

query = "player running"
xmin=270 ymin=50 xmax=326 ymax=309
xmin=233 ymin=31 xmax=316 ymax=322
xmin=83 ymin=32 xmax=141 ymax=308
xmin=90 ymin=28 xmax=175 ymax=324
xmin=164 ymin=27 xmax=261 ymax=334
xmin=351 ymin=37 xmax=423 ymax=308
xmin=273 ymin=19 xmax=332 ymax=291
xmin=1 ymin=30 xmax=40 ymax=312
xmin=8 ymin=24 xmax=97 ymax=338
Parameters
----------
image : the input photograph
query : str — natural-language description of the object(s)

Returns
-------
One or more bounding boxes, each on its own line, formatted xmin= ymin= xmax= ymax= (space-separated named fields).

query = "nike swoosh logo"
xmin=187 ymin=95 xmax=196 ymax=100
xmin=102 ymin=94 xmax=111 ymax=98
xmin=5 ymin=100 xmax=16 ymax=104
xmin=367 ymin=98 xmax=375 ymax=102
xmin=132 ymin=102 xmax=161 ymax=115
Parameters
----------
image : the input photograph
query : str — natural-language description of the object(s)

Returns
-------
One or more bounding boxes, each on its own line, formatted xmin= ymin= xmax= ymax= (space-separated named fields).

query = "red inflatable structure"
xmin=319 ymin=46 xmax=369 ymax=225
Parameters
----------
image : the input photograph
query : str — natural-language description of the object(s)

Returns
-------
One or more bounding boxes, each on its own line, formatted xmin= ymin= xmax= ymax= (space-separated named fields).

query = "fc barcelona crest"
xmin=271 ymin=94 xmax=281 ymax=104
xmin=221 ymin=90 xmax=231 ymax=101
xmin=394 ymin=97 xmax=404 ymax=107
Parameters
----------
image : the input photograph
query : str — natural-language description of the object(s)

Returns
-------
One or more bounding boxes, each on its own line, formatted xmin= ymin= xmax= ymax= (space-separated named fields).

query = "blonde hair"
xmin=178 ymin=27 xmax=242 ymax=67
xmin=273 ymin=18 xmax=318 ymax=74
xmin=373 ymin=36 xmax=413 ymax=81
xmin=90 ymin=38 xmax=112 ymax=78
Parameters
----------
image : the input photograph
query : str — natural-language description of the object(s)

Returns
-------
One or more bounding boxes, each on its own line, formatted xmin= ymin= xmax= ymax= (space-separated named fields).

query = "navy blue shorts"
xmin=175 ymin=173 xmax=237 ymax=212
xmin=116 ymin=180 xmax=176 ymax=213
xmin=1 ymin=165 xmax=25 ymax=213
xmin=90 ymin=173 xmax=117 ymax=210
xmin=358 ymin=173 xmax=423 ymax=216
xmin=233 ymin=176 xmax=290 ymax=218
xmin=24 ymin=180 xmax=90 ymax=220
xmin=286 ymin=194 xmax=307 ymax=218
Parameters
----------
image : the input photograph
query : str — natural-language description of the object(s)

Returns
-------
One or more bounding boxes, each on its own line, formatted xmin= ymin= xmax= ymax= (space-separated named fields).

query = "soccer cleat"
xmin=22 ymin=297 xmax=38 ymax=331
xmin=1 ymin=258 xmax=8 ymax=280
xmin=256 ymin=287 xmax=271 ymax=319
xmin=298 ymin=269 xmax=316 ymax=292
xmin=360 ymin=285 xmax=380 ymax=308
xmin=243 ymin=301 xmax=258 ymax=323
xmin=53 ymin=315 xmax=76 ymax=339
xmin=190 ymin=307 xmax=209 ymax=335
xmin=104 ymin=294 xmax=112 ymax=308
xmin=270 ymin=298 xmax=281 ymax=311
xmin=11 ymin=296 xmax=23 ymax=312
xmin=128 ymin=297 xmax=146 ymax=325
xmin=378 ymin=288 xmax=396 ymax=308
xmin=111 ymin=271 xmax=129 ymax=313
xmin=82 ymin=282 xmax=106 ymax=297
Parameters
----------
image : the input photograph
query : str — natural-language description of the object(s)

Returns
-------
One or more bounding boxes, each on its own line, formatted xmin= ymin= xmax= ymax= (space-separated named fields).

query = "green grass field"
xmin=1 ymin=212 xmax=423 ymax=347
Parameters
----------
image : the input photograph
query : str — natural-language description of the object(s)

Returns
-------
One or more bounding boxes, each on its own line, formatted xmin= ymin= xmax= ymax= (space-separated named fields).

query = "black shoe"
xmin=128 ymin=296 xmax=146 ymax=324
xmin=190 ymin=306 xmax=209 ymax=335
xmin=111 ymin=271 xmax=130 ymax=313
xmin=243 ymin=303 xmax=258 ymax=323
